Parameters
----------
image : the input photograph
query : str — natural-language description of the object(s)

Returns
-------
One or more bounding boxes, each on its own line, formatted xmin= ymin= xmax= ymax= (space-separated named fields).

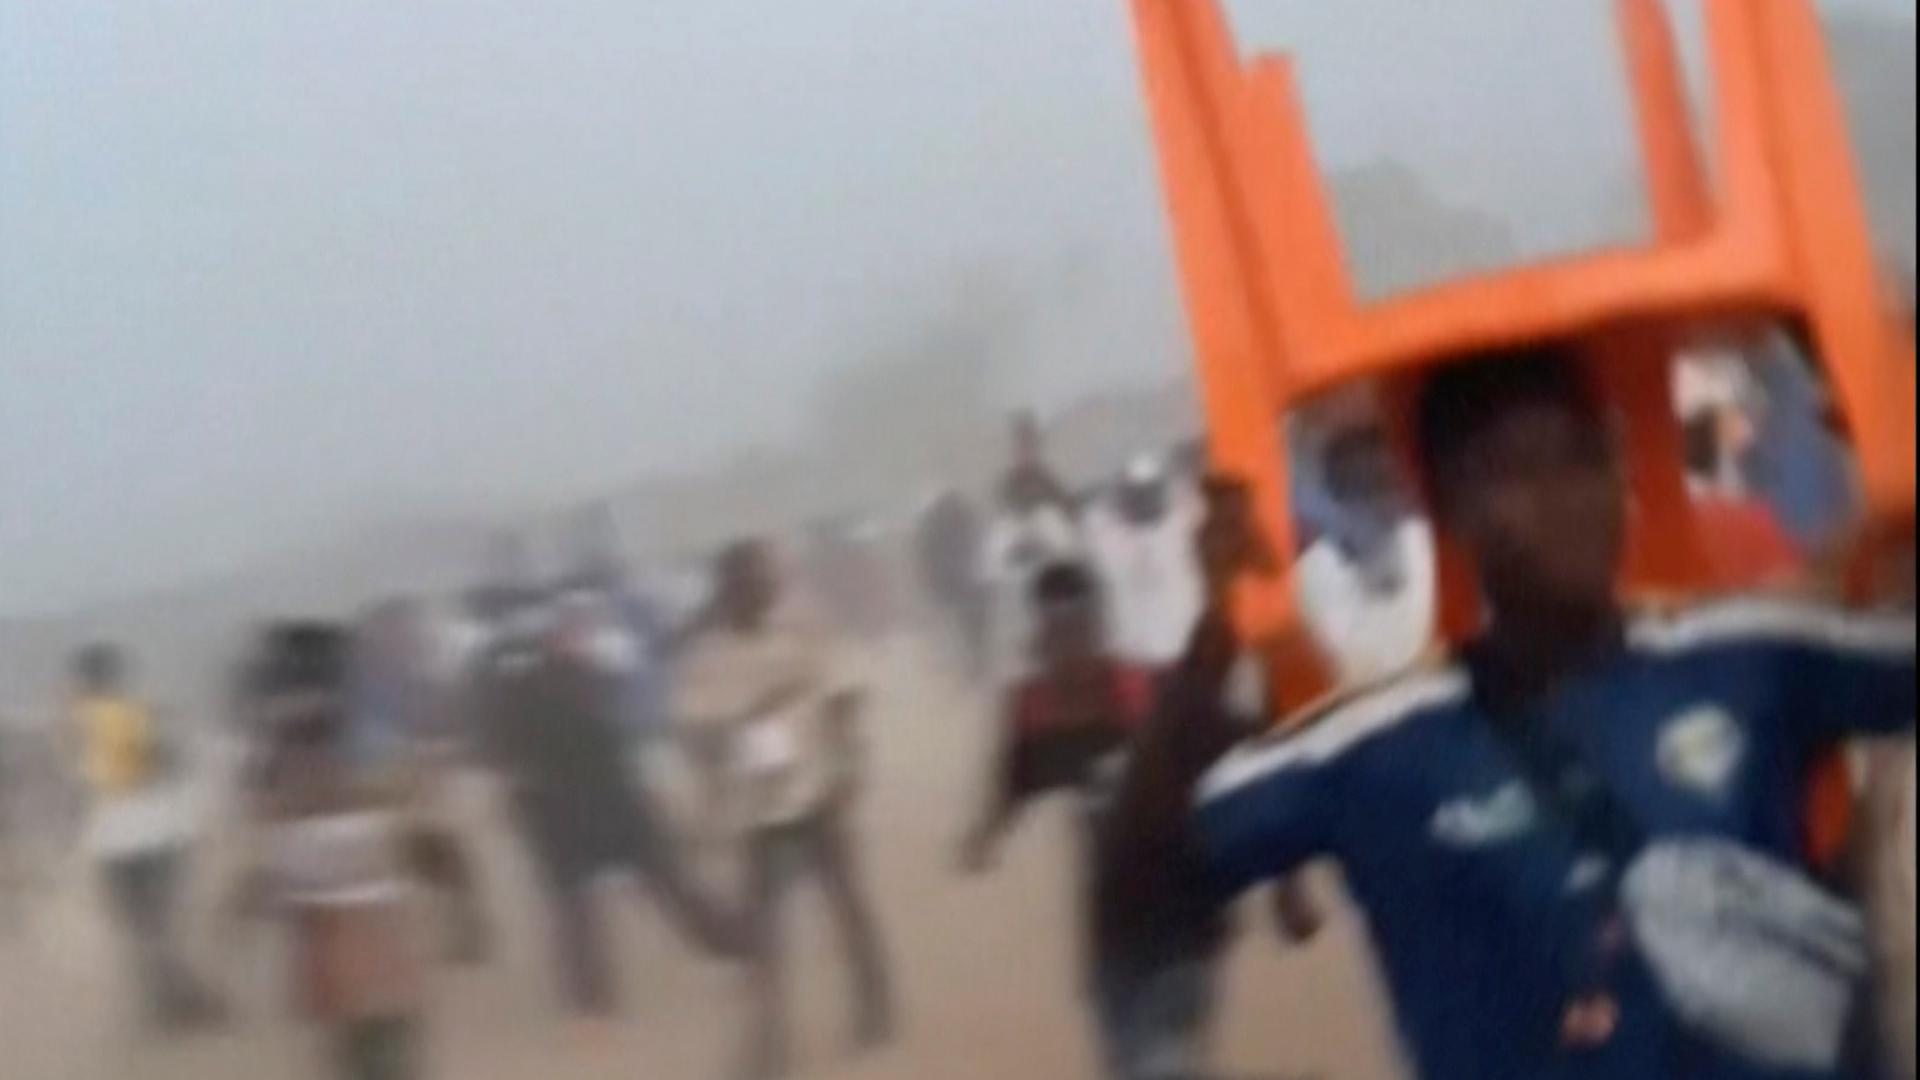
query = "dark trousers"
xmin=1090 ymin=959 xmax=1219 ymax=1080
xmin=100 ymin=849 xmax=222 ymax=1029
xmin=520 ymin=795 xmax=738 ymax=1016
xmin=740 ymin=808 xmax=896 ymax=1079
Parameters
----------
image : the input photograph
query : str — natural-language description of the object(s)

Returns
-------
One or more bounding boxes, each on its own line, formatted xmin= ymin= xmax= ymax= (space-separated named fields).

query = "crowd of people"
xmin=0 ymin=327 xmax=1913 ymax=1080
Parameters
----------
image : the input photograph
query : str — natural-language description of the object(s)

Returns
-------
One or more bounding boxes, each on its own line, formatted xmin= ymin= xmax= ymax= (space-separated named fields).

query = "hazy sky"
xmin=1 ymin=0 xmax=1910 ymax=614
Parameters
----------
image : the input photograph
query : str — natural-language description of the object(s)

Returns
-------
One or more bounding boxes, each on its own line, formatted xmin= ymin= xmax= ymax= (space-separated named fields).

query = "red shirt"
xmin=1000 ymin=662 xmax=1154 ymax=802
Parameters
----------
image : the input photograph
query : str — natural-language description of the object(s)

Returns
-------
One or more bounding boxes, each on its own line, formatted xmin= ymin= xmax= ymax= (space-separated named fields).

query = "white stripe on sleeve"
xmin=1629 ymin=596 xmax=1916 ymax=660
xmin=1197 ymin=668 xmax=1469 ymax=806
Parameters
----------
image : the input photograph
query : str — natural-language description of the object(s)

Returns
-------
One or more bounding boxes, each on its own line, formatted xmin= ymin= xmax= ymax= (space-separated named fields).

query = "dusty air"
xmin=0 ymin=2 xmax=1913 ymax=1080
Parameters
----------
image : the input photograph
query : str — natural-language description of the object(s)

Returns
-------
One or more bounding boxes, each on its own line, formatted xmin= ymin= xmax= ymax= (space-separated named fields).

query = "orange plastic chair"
xmin=1127 ymin=0 xmax=1915 ymax=709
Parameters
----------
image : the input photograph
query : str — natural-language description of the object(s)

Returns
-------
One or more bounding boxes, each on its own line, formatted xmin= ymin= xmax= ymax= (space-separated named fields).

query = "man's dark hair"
xmin=249 ymin=621 xmax=351 ymax=698
xmin=1031 ymin=559 xmax=1097 ymax=608
xmin=1413 ymin=341 xmax=1602 ymax=498
xmin=715 ymin=537 xmax=766 ymax=581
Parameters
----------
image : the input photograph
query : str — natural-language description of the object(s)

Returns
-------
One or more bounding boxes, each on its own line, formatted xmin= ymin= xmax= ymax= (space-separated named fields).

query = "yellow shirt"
xmin=74 ymin=694 xmax=153 ymax=796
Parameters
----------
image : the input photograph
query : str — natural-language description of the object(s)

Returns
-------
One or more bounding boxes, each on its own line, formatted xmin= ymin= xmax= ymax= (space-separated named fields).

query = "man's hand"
xmin=1560 ymin=993 xmax=1621 ymax=1050
xmin=1271 ymin=875 xmax=1326 ymax=944
xmin=821 ymin=688 xmax=868 ymax=810
xmin=1197 ymin=473 xmax=1278 ymax=611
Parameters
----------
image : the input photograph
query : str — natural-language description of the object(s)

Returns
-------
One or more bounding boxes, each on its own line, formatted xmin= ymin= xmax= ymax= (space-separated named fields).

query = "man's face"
xmin=1324 ymin=426 xmax=1402 ymax=512
xmin=1117 ymin=477 xmax=1168 ymax=525
xmin=1440 ymin=400 xmax=1625 ymax=617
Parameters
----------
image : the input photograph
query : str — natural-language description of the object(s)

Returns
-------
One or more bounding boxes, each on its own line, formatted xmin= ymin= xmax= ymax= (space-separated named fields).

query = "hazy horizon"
xmin=4 ymin=0 xmax=1914 ymax=616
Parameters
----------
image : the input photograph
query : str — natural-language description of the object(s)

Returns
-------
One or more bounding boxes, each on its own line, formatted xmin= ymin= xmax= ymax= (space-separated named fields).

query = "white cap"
xmin=1674 ymin=352 xmax=1753 ymax=420
xmin=1123 ymin=453 xmax=1164 ymax=486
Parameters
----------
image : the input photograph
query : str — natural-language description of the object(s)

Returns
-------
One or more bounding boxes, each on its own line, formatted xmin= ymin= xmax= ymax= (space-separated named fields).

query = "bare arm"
xmin=1099 ymin=474 xmax=1273 ymax=954
xmin=1098 ymin=611 xmax=1241 ymax=913
xmin=960 ymin=698 xmax=1028 ymax=874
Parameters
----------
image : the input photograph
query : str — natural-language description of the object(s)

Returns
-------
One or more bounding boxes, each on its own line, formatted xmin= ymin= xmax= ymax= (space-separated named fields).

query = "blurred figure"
xmin=560 ymin=503 xmax=678 ymax=745
xmin=1677 ymin=356 xmax=1804 ymax=587
xmin=959 ymin=561 xmax=1223 ymax=1079
xmin=1732 ymin=330 xmax=1860 ymax=558
xmin=1003 ymin=409 xmax=1076 ymax=516
xmin=983 ymin=436 xmax=1084 ymax=687
xmin=1083 ymin=456 xmax=1205 ymax=674
xmin=228 ymin=623 xmax=427 ymax=1080
xmin=675 ymin=539 xmax=896 ymax=1080
xmin=464 ymin=530 xmax=542 ymax=630
xmin=67 ymin=643 xmax=226 ymax=1033
xmin=1291 ymin=390 xmax=1436 ymax=685
xmin=350 ymin=598 xmax=492 ymax=965
xmin=472 ymin=586 xmax=741 ymax=1024
xmin=913 ymin=488 xmax=991 ymax=680
xmin=1676 ymin=355 xmax=1763 ymax=499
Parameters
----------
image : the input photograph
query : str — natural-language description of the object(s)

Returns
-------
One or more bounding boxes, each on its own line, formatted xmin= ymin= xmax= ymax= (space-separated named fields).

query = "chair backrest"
xmin=1128 ymin=0 xmax=1915 ymax=705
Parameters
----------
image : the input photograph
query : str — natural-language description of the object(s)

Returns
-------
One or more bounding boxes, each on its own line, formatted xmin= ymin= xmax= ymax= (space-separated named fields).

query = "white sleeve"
xmin=1293 ymin=541 xmax=1355 ymax=673
xmin=582 ymin=622 xmax=641 ymax=674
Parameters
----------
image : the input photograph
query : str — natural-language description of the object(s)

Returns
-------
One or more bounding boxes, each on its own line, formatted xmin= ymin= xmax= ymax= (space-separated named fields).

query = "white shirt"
xmin=1295 ymin=518 xmax=1437 ymax=686
xmin=980 ymin=505 xmax=1083 ymax=683
xmin=85 ymin=781 xmax=198 ymax=860
xmin=266 ymin=809 xmax=409 ymax=908
xmin=1084 ymin=491 xmax=1204 ymax=668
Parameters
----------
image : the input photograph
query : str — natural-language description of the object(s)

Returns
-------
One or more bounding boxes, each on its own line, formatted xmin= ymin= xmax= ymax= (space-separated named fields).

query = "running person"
xmin=1083 ymin=456 xmax=1206 ymax=676
xmin=1290 ymin=390 xmax=1437 ymax=686
xmin=473 ymin=586 xmax=743 ymax=1022
xmin=349 ymin=597 xmax=493 ymax=964
xmin=960 ymin=560 xmax=1225 ymax=1079
xmin=915 ymin=488 xmax=991 ymax=681
xmin=228 ymin=622 xmax=429 ymax=1080
xmin=676 ymin=539 xmax=897 ymax=1080
xmin=1105 ymin=345 xmax=1915 ymax=1080
xmin=69 ymin=643 xmax=227 ymax=1033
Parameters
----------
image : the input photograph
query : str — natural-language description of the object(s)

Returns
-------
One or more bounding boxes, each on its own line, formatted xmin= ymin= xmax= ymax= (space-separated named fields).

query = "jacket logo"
xmin=1430 ymin=781 xmax=1539 ymax=848
xmin=1657 ymin=704 xmax=1746 ymax=802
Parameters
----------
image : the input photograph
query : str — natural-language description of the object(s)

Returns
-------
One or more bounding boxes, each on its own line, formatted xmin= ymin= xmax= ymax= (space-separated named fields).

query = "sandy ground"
xmin=0 ymin=634 xmax=1409 ymax=1080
